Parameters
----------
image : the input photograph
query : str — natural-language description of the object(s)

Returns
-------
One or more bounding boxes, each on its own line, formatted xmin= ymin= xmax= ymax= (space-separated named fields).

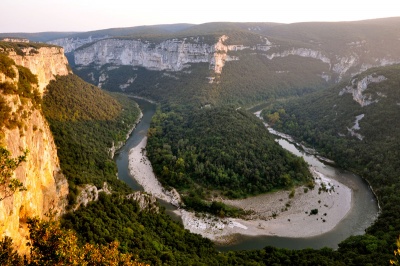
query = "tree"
xmin=0 ymin=147 xmax=27 ymax=201
xmin=0 ymin=236 xmax=24 ymax=266
xmin=26 ymin=212 xmax=146 ymax=265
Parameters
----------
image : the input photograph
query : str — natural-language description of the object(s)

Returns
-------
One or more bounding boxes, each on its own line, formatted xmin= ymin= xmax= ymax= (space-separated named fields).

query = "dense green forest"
xmin=42 ymin=74 xmax=141 ymax=205
xmin=74 ymin=63 xmax=215 ymax=106
xmin=147 ymin=106 xmax=312 ymax=201
xmin=61 ymin=193 xmax=223 ymax=265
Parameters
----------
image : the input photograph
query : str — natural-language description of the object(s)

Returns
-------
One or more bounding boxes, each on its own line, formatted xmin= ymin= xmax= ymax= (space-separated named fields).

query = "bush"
xmin=0 ymin=53 xmax=16 ymax=79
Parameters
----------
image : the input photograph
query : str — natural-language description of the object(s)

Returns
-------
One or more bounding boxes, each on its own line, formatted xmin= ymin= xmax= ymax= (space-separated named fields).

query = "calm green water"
xmin=114 ymin=98 xmax=156 ymax=190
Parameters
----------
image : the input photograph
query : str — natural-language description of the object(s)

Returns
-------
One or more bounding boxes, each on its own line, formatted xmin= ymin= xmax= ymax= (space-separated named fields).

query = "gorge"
xmin=2 ymin=18 xmax=400 ymax=265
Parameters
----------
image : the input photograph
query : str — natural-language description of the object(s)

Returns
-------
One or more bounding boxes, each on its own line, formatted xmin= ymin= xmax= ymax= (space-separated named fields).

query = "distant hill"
xmin=0 ymin=32 xmax=79 ymax=42
xmin=62 ymin=17 xmax=400 ymax=107
xmin=0 ymin=23 xmax=194 ymax=43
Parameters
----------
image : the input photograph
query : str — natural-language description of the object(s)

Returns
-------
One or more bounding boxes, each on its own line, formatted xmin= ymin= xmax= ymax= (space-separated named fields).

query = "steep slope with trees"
xmin=263 ymin=64 xmax=400 ymax=264
xmin=43 ymin=74 xmax=141 ymax=205
xmin=147 ymin=106 xmax=312 ymax=201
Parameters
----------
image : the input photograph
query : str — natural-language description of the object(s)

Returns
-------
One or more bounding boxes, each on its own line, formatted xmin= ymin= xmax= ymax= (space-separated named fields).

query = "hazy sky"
xmin=2 ymin=0 xmax=400 ymax=33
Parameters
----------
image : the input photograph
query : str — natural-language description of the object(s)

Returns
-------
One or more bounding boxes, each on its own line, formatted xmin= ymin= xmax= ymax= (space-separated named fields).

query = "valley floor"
xmin=128 ymin=138 xmax=352 ymax=244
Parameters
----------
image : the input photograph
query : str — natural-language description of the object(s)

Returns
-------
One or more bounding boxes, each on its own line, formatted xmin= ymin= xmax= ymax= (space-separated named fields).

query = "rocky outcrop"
xmin=339 ymin=74 xmax=387 ymax=106
xmin=332 ymin=55 xmax=358 ymax=81
xmin=0 ymin=50 xmax=69 ymax=254
xmin=266 ymin=46 xmax=400 ymax=82
xmin=347 ymin=114 xmax=365 ymax=140
xmin=6 ymin=46 xmax=70 ymax=95
xmin=266 ymin=48 xmax=331 ymax=66
xmin=74 ymin=35 xmax=238 ymax=74
xmin=74 ymin=182 xmax=111 ymax=210
xmin=126 ymin=191 xmax=159 ymax=212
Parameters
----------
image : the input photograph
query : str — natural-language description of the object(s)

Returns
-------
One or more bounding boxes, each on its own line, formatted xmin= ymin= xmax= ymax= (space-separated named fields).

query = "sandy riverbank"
xmin=173 ymin=169 xmax=351 ymax=243
xmin=128 ymin=137 xmax=181 ymax=206
xmin=128 ymin=138 xmax=352 ymax=243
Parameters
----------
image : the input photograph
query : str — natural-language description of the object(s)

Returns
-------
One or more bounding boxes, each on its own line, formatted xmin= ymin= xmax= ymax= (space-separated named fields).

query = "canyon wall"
xmin=74 ymin=35 xmax=238 ymax=74
xmin=0 ymin=47 xmax=70 ymax=253
xmin=7 ymin=46 xmax=70 ymax=95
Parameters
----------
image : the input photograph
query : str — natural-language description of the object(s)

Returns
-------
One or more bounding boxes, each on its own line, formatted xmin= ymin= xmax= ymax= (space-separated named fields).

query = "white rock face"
xmin=74 ymin=182 xmax=112 ymax=210
xmin=6 ymin=47 xmax=70 ymax=95
xmin=75 ymin=35 xmax=238 ymax=74
xmin=266 ymin=48 xmax=331 ymax=65
xmin=48 ymin=36 xmax=108 ymax=53
xmin=332 ymin=55 xmax=358 ymax=81
xmin=126 ymin=191 xmax=159 ymax=212
xmin=266 ymin=47 xmax=400 ymax=82
xmin=339 ymin=74 xmax=387 ymax=106
xmin=347 ymin=114 xmax=365 ymax=140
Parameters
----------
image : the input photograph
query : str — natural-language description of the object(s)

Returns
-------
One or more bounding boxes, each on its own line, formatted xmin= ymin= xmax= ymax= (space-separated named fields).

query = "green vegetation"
xmin=62 ymin=193 xmax=223 ymax=265
xmin=74 ymin=63 xmax=215 ymax=106
xmin=147 ymin=106 xmax=312 ymax=201
xmin=0 ymin=54 xmax=16 ymax=79
xmin=75 ymin=53 xmax=328 ymax=107
xmin=182 ymin=195 xmax=248 ymax=218
xmin=262 ymin=64 xmax=400 ymax=264
xmin=15 ymin=65 xmax=41 ymax=106
xmin=0 ymin=54 xmax=40 ymax=105
xmin=3 ymin=21 xmax=400 ymax=264
xmin=0 ymin=213 xmax=145 ymax=266
xmin=0 ymin=41 xmax=56 ymax=56
xmin=68 ymin=21 xmax=400 ymax=264
xmin=0 ymin=54 xmax=41 ymax=131
xmin=42 ymin=74 xmax=141 ymax=205
xmin=0 ymin=147 xmax=27 ymax=201
xmin=43 ymin=74 xmax=121 ymax=122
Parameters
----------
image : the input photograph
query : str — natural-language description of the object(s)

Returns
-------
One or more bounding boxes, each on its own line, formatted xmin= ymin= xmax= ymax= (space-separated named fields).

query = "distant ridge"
xmin=1 ymin=17 xmax=399 ymax=43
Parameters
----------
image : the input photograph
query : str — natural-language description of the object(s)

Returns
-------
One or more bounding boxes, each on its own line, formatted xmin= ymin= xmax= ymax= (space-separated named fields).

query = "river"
xmin=115 ymin=99 xmax=379 ymax=250
xmin=114 ymin=98 xmax=155 ymax=190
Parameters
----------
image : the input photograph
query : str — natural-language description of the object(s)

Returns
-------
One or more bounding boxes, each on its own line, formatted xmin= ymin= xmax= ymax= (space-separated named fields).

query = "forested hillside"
xmin=3 ymin=19 xmax=400 ymax=264
xmin=43 ymin=74 xmax=141 ymax=204
xmin=66 ymin=19 xmax=400 ymax=264
xmin=147 ymin=106 xmax=311 ymax=200
xmin=262 ymin=64 xmax=400 ymax=264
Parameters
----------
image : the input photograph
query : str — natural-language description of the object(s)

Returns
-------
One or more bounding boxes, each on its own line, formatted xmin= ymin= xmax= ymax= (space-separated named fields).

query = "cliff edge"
xmin=0 ymin=44 xmax=70 ymax=253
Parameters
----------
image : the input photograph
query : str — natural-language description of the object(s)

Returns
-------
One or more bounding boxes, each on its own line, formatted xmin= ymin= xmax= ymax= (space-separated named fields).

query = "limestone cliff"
xmin=74 ymin=182 xmax=111 ymax=211
xmin=266 ymin=48 xmax=331 ymax=66
xmin=339 ymin=74 xmax=387 ymax=106
xmin=6 ymin=46 xmax=70 ymax=95
xmin=266 ymin=47 xmax=400 ymax=82
xmin=0 ymin=49 xmax=69 ymax=253
xmin=74 ymin=35 xmax=238 ymax=74
xmin=48 ymin=35 xmax=108 ymax=53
